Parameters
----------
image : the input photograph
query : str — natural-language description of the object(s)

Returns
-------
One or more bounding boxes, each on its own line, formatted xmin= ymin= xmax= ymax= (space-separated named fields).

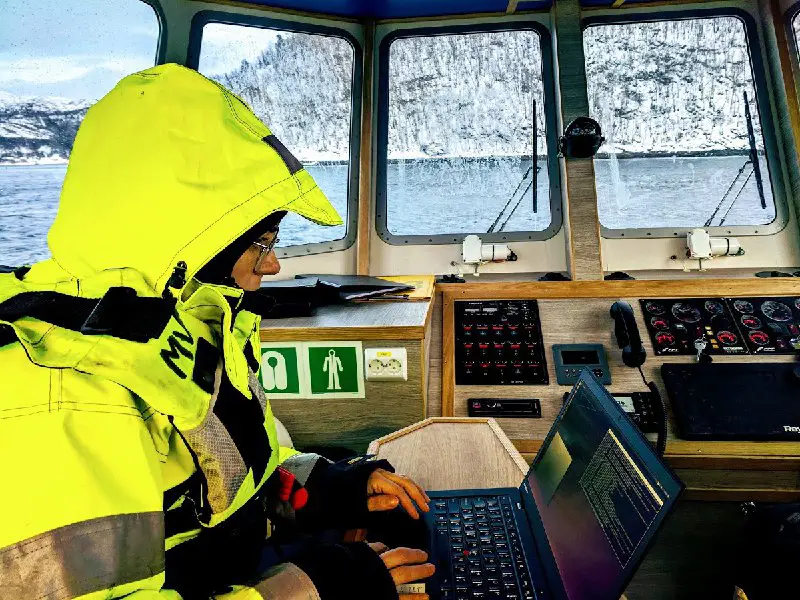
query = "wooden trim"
xmin=554 ymin=0 xmax=604 ymax=281
xmin=260 ymin=325 xmax=426 ymax=342
xmin=368 ymin=416 xmax=493 ymax=453
xmin=666 ymin=439 xmax=800 ymax=459
xmin=439 ymin=278 xmax=800 ymax=300
xmin=442 ymin=293 xmax=456 ymax=416
xmin=487 ymin=419 xmax=530 ymax=473
xmin=683 ymin=488 xmax=800 ymax=502
xmin=423 ymin=295 xmax=436 ymax=331
xmin=420 ymin=338 xmax=428 ymax=420
xmin=512 ymin=440 xmax=800 ymax=470
xmin=356 ymin=21 xmax=375 ymax=275
xmin=774 ymin=0 xmax=800 ymax=162
xmin=513 ymin=439 xmax=543 ymax=455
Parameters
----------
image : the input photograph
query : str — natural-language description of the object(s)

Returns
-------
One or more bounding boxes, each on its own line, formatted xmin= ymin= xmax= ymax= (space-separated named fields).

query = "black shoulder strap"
xmin=0 ymin=286 xmax=176 ymax=345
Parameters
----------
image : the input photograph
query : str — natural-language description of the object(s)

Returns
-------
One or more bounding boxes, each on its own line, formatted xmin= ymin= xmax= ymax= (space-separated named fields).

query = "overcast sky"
xmin=0 ymin=0 xmax=281 ymax=101
xmin=0 ymin=0 xmax=159 ymax=100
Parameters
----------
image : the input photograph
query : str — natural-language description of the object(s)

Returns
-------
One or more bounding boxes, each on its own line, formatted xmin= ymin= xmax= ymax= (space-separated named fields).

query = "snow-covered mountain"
xmin=0 ymin=18 xmax=762 ymax=165
xmin=0 ymin=92 xmax=90 ymax=164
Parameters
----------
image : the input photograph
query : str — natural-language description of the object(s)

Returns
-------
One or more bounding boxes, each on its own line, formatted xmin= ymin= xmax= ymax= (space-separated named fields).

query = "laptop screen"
xmin=523 ymin=372 xmax=682 ymax=600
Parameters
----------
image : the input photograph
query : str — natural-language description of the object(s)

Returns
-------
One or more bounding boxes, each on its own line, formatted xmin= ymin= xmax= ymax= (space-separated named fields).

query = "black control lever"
xmin=610 ymin=301 xmax=647 ymax=368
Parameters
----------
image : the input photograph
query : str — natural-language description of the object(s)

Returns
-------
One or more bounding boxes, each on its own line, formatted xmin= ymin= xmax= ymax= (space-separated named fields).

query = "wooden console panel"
xmin=441 ymin=280 xmax=800 ymax=501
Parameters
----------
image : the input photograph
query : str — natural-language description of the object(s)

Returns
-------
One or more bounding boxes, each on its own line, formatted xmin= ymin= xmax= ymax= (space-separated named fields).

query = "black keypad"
xmin=433 ymin=496 xmax=536 ymax=600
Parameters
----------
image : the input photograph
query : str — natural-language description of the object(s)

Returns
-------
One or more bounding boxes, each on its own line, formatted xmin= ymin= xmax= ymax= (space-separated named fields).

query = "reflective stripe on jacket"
xmin=0 ymin=63 xmax=342 ymax=600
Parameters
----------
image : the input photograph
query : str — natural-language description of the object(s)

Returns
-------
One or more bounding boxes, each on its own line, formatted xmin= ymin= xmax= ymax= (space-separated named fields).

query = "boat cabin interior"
xmin=4 ymin=0 xmax=800 ymax=597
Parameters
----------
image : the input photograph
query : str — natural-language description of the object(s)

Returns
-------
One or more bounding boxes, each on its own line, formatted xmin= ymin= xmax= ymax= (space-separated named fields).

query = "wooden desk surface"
xmin=260 ymin=299 xmax=433 ymax=341
xmin=368 ymin=418 xmax=529 ymax=491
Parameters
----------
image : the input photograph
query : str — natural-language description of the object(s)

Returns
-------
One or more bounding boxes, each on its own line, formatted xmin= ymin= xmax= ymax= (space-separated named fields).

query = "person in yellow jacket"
xmin=0 ymin=64 xmax=434 ymax=600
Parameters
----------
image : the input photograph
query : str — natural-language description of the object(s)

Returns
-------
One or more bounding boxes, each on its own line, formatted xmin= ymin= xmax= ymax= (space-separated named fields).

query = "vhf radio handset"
xmin=609 ymin=301 xmax=667 ymax=457
xmin=610 ymin=301 xmax=647 ymax=367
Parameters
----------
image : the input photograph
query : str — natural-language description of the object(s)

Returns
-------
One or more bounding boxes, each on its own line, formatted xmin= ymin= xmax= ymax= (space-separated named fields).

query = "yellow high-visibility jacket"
xmin=0 ymin=64 xmax=395 ymax=600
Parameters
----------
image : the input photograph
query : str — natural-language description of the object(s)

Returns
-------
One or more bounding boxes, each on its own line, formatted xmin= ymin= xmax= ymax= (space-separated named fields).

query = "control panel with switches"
xmin=454 ymin=300 xmax=548 ymax=385
xmin=365 ymin=348 xmax=408 ymax=381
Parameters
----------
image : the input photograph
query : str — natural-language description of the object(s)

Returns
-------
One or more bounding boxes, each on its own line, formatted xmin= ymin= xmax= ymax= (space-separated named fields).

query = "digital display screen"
xmin=560 ymin=350 xmax=600 ymax=365
xmin=613 ymin=396 xmax=635 ymax=413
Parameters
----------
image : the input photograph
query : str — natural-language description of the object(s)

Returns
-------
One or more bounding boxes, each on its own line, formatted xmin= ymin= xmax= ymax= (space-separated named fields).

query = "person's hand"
xmin=369 ymin=543 xmax=435 ymax=600
xmin=366 ymin=469 xmax=430 ymax=519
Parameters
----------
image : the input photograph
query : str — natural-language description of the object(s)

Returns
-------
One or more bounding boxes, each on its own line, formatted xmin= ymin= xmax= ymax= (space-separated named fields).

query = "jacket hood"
xmin=46 ymin=63 xmax=342 ymax=293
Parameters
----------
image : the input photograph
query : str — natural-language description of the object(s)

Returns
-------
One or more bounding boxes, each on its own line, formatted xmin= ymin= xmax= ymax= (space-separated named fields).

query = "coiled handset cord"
xmin=637 ymin=365 xmax=668 ymax=458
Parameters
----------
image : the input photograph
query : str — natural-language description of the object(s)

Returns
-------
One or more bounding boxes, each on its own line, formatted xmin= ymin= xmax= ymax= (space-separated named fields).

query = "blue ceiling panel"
xmin=236 ymin=0 xmax=552 ymax=19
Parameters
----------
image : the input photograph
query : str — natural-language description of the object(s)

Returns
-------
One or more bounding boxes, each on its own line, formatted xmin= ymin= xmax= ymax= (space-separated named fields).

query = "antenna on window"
xmin=486 ymin=99 xmax=540 ymax=234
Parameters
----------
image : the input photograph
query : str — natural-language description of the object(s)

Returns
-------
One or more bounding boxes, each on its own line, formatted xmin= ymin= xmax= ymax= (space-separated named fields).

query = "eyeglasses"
xmin=251 ymin=232 xmax=280 ymax=271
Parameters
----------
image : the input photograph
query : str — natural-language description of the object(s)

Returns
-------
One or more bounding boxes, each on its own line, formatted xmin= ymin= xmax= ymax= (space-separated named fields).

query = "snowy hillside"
xmin=0 ymin=18 xmax=763 ymax=165
xmin=0 ymin=92 xmax=89 ymax=164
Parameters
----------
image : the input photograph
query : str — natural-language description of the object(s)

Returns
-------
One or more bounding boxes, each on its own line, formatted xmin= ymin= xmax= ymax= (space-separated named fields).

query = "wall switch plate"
xmin=364 ymin=348 xmax=408 ymax=381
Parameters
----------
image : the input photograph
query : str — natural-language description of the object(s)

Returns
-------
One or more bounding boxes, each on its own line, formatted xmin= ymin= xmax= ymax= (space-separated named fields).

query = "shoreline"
xmin=0 ymin=150 xmax=757 ymax=168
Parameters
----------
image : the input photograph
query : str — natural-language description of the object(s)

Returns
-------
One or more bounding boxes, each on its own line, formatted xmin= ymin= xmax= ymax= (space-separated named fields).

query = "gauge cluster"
xmin=641 ymin=297 xmax=800 ymax=356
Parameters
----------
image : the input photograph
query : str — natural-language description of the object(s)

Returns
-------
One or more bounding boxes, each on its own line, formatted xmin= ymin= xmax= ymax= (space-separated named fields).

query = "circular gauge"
xmin=716 ymin=331 xmax=738 ymax=345
xmin=733 ymin=300 xmax=754 ymax=314
xmin=748 ymin=330 xmax=770 ymax=346
xmin=761 ymin=300 xmax=793 ymax=322
xmin=644 ymin=301 xmax=665 ymax=316
xmin=704 ymin=301 xmax=725 ymax=315
xmin=655 ymin=332 xmax=676 ymax=347
xmin=650 ymin=318 xmax=670 ymax=331
xmin=671 ymin=303 xmax=702 ymax=324
xmin=741 ymin=315 xmax=762 ymax=329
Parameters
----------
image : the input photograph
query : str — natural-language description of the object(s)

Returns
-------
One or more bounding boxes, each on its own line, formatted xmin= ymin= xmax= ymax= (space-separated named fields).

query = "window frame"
xmin=187 ymin=11 xmax=362 ymax=259
xmin=375 ymin=21 xmax=563 ymax=246
xmin=584 ymin=8 xmax=790 ymax=239
xmin=142 ymin=0 xmax=167 ymax=65
xmin=789 ymin=3 xmax=800 ymax=74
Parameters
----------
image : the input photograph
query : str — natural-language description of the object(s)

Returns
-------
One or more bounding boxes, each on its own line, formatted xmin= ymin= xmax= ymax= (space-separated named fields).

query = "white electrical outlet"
xmin=364 ymin=348 xmax=408 ymax=381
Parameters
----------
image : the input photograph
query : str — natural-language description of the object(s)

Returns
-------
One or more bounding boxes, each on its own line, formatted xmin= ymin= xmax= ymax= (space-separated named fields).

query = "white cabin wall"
xmin=368 ymin=229 xmax=569 ymax=276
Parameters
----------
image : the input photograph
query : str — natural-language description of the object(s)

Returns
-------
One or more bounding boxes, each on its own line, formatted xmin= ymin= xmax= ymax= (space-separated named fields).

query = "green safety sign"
xmin=305 ymin=342 xmax=364 ymax=398
xmin=260 ymin=344 xmax=305 ymax=397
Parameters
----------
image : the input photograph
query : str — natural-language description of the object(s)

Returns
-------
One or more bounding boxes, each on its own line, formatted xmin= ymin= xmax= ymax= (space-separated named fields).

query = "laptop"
xmin=424 ymin=370 xmax=683 ymax=600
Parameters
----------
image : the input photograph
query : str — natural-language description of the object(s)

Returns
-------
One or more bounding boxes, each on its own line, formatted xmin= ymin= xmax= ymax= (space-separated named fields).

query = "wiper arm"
xmin=744 ymin=91 xmax=767 ymax=210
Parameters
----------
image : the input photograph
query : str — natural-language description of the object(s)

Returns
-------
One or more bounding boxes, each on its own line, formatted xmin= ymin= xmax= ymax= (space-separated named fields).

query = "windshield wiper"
xmin=487 ymin=98 xmax=539 ymax=234
xmin=744 ymin=91 xmax=767 ymax=210
xmin=704 ymin=91 xmax=766 ymax=226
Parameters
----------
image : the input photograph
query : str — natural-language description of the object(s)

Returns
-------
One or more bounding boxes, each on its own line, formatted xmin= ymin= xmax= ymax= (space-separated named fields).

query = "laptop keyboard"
xmin=433 ymin=495 xmax=536 ymax=600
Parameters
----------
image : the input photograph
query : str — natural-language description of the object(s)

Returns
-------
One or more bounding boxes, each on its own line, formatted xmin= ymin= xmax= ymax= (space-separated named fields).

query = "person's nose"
xmin=257 ymin=251 xmax=281 ymax=276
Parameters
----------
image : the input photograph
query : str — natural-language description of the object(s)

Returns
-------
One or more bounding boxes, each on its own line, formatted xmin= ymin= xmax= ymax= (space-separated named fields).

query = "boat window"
xmin=584 ymin=16 xmax=778 ymax=234
xmin=0 ymin=0 xmax=159 ymax=267
xmin=794 ymin=10 xmax=800 ymax=63
xmin=377 ymin=28 xmax=558 ymax=243
xmin=198 ymin=22 xmax=356 ymax=252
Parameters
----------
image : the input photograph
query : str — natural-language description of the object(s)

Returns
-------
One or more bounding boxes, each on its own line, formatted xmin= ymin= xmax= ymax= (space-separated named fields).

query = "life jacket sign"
xmin=305 ymin=341 xmax=364 ymax=399
xmin=260 ymin=342 xmax=306 ymax=397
